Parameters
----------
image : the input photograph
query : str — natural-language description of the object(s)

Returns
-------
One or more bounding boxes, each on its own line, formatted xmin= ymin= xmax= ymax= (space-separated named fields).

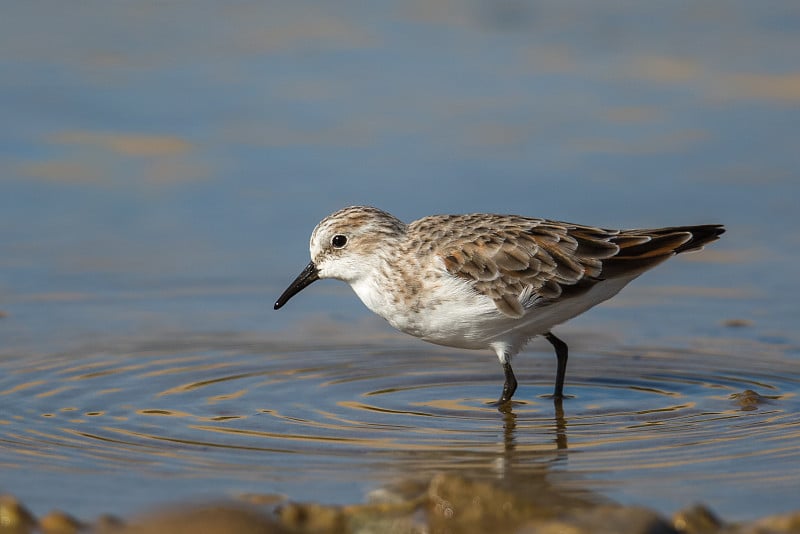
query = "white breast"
xmin=350 ymin=271 xmax=503 ymax=349
xmin=349 ymin=264 xmax=640 ymax=352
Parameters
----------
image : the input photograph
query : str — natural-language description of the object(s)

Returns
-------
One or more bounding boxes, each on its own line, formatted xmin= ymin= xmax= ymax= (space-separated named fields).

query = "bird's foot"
xmin=488 ymin=398 xmax=517 ymax=413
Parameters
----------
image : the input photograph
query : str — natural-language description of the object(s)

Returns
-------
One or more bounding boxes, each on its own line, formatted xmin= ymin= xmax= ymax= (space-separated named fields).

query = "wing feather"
xmin=417 ymin=214 xmax=724 ymax=318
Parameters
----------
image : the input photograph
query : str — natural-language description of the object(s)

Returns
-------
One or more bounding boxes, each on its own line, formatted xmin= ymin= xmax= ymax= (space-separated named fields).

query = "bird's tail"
xmin=629 ymin=224 xmax=725 ymax=254
xmin=600 ymin=224 xmax=725 ymax=278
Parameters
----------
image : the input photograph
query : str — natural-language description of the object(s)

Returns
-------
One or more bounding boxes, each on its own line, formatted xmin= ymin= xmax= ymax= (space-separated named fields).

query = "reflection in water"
xmin=0 ymin=335 xmax=798 ymax=519
xmin=499 ymin=398 xmax=567 ymax=461
xmin=554 ymin=399 xmax=568 ymax=451
xmin=492 ymin=398 xmax=568 ymax=507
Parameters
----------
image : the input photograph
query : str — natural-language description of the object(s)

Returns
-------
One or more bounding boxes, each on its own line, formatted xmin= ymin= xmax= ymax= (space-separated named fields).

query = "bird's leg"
xmin=497 ymin=361 xmax=518 ymax=404
xmin=544 ymin=332 xmax=568 ymax=399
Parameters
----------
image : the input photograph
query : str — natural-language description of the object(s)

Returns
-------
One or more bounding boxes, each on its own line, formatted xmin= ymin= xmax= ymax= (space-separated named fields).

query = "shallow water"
xmin=1 ymin=0 xmax=800 ymax=525
xmin=1 ymin=332 xmax=798 ymax=521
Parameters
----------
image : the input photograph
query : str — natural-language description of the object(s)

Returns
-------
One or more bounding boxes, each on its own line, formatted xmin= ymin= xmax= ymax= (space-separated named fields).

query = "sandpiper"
xmin=275 ymin=206 xmax=724 ymax=404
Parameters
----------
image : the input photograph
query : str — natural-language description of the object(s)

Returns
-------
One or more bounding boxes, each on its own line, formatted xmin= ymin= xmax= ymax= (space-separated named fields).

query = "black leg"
xmin=544 ymin=331 xmax=568 ymax=398
xmin=497 ymin=361 xmax=518 ymax=404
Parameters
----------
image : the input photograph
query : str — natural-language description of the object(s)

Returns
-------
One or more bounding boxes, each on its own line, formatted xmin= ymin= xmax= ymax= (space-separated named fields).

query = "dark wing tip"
xmin=673 ymin=224 xmax=725 ymax=254
xmin=601 ymin=224 xmax=725 ymax=279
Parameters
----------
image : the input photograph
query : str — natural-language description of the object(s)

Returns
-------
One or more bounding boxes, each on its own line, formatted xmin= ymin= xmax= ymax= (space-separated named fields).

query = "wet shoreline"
xmin=3 ymin=472 xmax=799 ymax=533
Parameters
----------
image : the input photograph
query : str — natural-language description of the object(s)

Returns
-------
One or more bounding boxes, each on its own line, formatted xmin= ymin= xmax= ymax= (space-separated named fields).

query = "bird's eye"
xmin=331 ymin=234 xmax=347 ymax=249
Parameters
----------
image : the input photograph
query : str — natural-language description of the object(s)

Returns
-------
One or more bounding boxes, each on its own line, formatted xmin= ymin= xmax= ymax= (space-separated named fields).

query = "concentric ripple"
xmin=0 ymin=335 xmax=798 ymax=518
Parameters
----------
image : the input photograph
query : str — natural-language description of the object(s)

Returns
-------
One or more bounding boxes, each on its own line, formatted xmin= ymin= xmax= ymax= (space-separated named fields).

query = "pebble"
xmin=0 ymin=495 xmax=36 ymax=534
xmin=1 ymin=475 xmax=799 ymax=534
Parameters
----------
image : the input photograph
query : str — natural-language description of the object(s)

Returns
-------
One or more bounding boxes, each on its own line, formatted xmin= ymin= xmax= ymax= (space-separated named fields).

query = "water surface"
xmin=1 ymin=0 xmax=799 ymax=523
xmin=1 ymin=333 xmax=798 ymax=521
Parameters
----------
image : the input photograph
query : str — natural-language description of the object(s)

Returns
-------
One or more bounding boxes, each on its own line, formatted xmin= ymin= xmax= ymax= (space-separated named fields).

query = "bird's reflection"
xmin=474 ymin=395 xmax=587 ymax=513
xmin=498 ymin=397 xmax=568 ymax=455
xmin=553 ymin=397 xmax=568 ymax=451
xmin=498 ymin=401 xmax=517 ymax=456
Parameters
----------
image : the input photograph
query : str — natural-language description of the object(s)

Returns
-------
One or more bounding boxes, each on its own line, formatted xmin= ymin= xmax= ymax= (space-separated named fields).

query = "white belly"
xmin=350 ymin=270 xmax=638 ymax=351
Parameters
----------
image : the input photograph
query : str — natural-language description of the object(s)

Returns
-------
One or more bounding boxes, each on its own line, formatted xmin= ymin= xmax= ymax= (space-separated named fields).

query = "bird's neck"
xmin=348 ymin=244 xmax=411 ymax=322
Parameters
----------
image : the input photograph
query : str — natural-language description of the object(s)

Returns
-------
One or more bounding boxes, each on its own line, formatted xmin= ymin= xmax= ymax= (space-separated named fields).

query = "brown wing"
xmin=429 ymin=214 xmax=724 ymax=318
xmin=433 ymin=217 xmax=619 ymax=318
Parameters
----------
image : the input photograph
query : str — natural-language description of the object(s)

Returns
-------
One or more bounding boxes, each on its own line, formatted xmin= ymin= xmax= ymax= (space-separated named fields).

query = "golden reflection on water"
xmin=208 ymin=389 xmax=249 ymax=403
xmin=52 ymin=131 xmax=191 ymax=157
xmin=34 ymin=385 xmax=75 ymax=399
xmin=0 ymin=380 xmax=46 ymax=395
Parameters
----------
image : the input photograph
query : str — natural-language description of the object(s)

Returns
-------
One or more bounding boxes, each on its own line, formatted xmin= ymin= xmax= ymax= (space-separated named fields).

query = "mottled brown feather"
xmin=426 ymin=214 xmax=724 ymax=318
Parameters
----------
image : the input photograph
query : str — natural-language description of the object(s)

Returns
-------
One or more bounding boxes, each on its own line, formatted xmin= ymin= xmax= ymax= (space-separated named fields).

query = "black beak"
xmin=274 ymin=261 xmax=320 ymax=310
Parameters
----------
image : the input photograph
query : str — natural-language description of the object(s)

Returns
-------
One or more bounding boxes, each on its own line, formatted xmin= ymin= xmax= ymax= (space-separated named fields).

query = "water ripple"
xmin=0 ymin=336 xmax=798 ymax=517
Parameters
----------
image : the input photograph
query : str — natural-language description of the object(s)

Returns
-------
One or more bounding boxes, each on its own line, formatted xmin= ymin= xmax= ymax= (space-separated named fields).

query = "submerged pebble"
xmin=672 ymin=504 xmax=724 ymax=534
xmin=113 ymin=503 xmax=288 ymax=534
xmin=518 ymin=505 xmax=677 ymax=534
xmin=38 ymin=510 xmax=83 ymax=534
xmin=730 ymin=390 xmax=773 ymax=411
xmin=722 ymin=319 xmax=753 ymax=328
xmin=0 ymin=495 xmax=36 ymax=534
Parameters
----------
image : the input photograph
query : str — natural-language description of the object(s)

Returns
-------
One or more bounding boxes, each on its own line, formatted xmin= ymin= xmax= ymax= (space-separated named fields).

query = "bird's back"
xmin=407 ymin=214 xmax=724 ymax=321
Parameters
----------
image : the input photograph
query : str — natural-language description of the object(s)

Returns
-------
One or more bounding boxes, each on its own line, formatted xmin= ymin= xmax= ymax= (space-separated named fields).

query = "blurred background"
xmin=0 ymin=0 xmax=799 ymax=523
xmin=2 ymin=0 xmax=798 ymax=350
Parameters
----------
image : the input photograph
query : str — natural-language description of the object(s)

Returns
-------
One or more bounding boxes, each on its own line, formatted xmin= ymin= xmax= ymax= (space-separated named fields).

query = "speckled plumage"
xmin=275 ymin=206 xmax=725 ymax=404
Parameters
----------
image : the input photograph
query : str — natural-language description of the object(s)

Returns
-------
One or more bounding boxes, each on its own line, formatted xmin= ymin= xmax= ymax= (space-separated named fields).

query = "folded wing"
xmin=436 ymin=216 xmax=724 ymax=318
